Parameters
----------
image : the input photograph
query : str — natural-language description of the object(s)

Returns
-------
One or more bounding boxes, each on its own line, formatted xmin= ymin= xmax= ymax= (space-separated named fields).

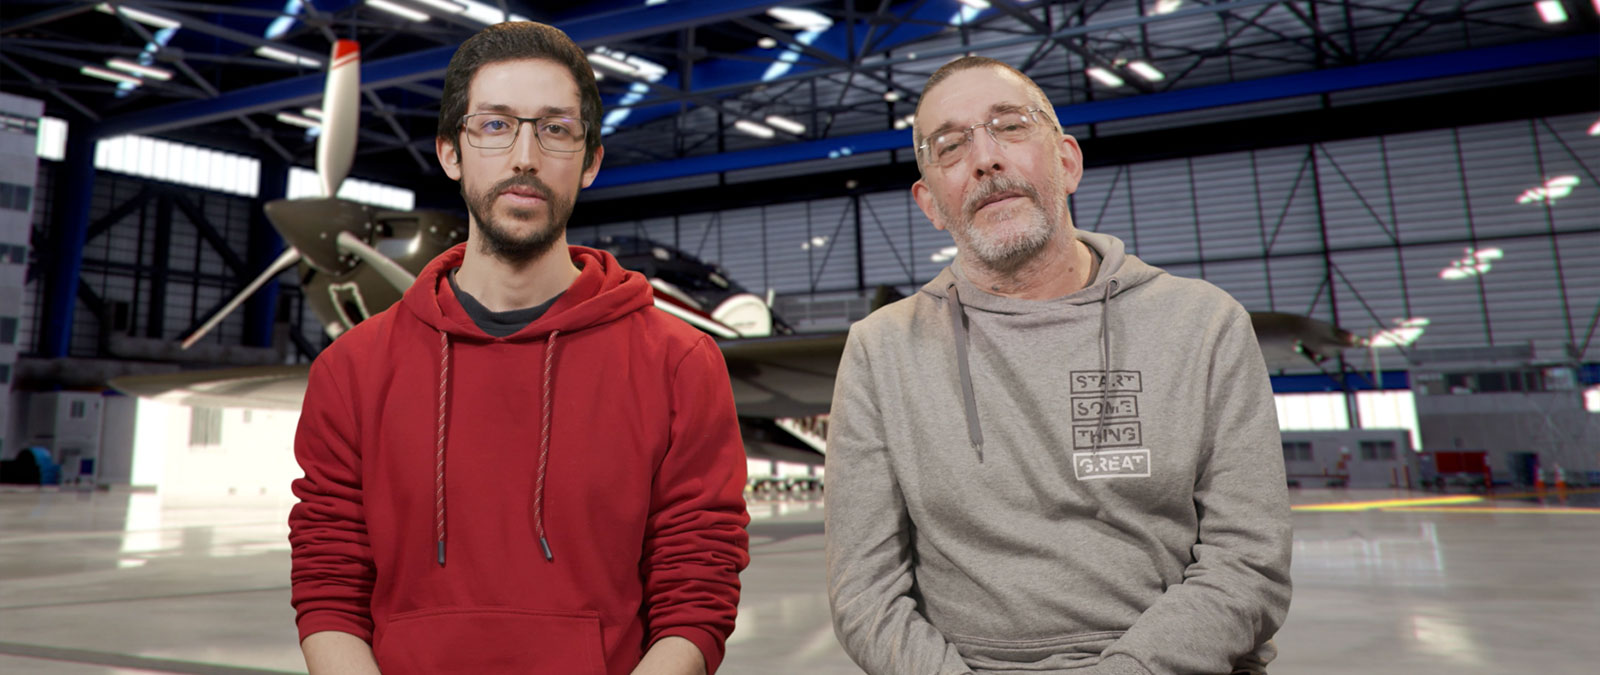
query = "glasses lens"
xmin=929 ymin=131 xmax=969 ymax=167
xmin=536 ymin=117 xmax=586 ymax=152
xmin=990 ymin=111 xmax=1035 ymax=142
xmin=465 ymin=114 xmax=517 ymax=149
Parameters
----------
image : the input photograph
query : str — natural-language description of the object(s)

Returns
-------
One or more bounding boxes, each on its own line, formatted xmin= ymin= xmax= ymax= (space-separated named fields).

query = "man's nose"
xmin=510 ymin=120 xmax=541 ymax=174
xmin=969 ymin=129 xmax=1005 ymax=179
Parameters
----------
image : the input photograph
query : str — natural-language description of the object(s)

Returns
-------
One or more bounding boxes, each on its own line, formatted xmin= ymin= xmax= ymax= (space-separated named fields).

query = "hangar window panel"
xmin=1252 ymin=146 xmax=1322 ymax=256
xmin=860 ymin=191 xmax=916 ymax=288
xmin=1553 ymin=231 xmax=1600 ymax=362
xmin=1329 ymin=249 xmax=1413 ymax=341
xmin=1125 ymin=158 xmax=1199 ymax=266
xmin=1397 ymin=239 xmax=1492 ymax=352
xmin=1383 ymin=128 xmax=1472 ymax=243
xmin=1317 ymin=138 xmax=1399 ymax=250
xmin=1075 ymin=165 xmax=1136 ymax=247
xmin=1275 ymin=393 xmax=1350 ymax=431
xmin=1200 ymin=259 xmax=1271 ymax=312
xmin=1459 ymin=120 xmax=1546 ymax=240
xmin=240 ymin=158 xmax=260 ymax=199
xmin=678 ymin=212 xmax=724 ymax=265
xmin=1532 ymin=114 xmax=1600 ymax=235
xmin=803 ymin=197 xmax=859 ymax=294
xmin=718 ymin=207 xmax=768 ymax=293
xmin=1476 ymin=235 xmax=1571 ymax=358
xmin=762 ymin=201 xmax=814 ymax=295
xmin=137 ymin=137 xmax=157 ymax=181
xmin=37 ymin=117 xmax=66 ymax=161
xmin=180 ymin=146 xmax=201 ymax=187
xmin=911 ymin=193 xmax=956 ymax=283
xmin=1261 ymin=253 xmax=1330 ymax=320
xmin=1191 ymin=151 xmax=1266 ymax=260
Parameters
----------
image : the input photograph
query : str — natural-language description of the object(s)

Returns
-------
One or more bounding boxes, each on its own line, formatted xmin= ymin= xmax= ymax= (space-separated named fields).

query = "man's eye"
xmin=936 ymin=138 xmax=964 ymax=157
xmin=480 ymin=119 xmax=510 ymax=133
xmin=541 ymin=124 xmax=572 ymax=137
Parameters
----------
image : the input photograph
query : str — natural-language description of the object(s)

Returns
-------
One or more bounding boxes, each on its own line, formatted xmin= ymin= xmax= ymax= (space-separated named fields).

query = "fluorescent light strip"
xmin=766 ymin=7 xmax=832 ymax=31
xmin=96 ymin=3 xmax=182 ymax=30
xmin=107 ymin=58 xmax=172 ymax=81
xmin=255 ymin=45 xmax=321 ymax=68
xmin=1127 ymin=60 xmax=1165 ymax=82
xmin=588 ymin=52 xmax=638 ymax=75
xmin=409 ymin=0 xmax=467 ymax=12
xmin=1535 ymin=0 xmax=1568 ymax=23
xmin=959 ymin=0 xmax=992 ymax=8
xmin=366 ymin=0 xmax=430 ymax=21
xmin=1086 ymin=66 xmax=1124 ymax=87
xmin=276 ymin=112 xmax=321 ymax=129
xmin=764 ymin=115 xmax=805 ymax=134
xmin=82 ymin=65 xmax=143 ymax=86
xmin=733 ymin=119 xmax=775 ymax=138
xmin=301 ymin=107 xmax=324 ymax=119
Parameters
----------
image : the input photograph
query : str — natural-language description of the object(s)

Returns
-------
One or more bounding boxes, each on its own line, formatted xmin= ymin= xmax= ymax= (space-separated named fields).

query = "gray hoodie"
xmin=824 ymin=230 xmax=1292 ymax=675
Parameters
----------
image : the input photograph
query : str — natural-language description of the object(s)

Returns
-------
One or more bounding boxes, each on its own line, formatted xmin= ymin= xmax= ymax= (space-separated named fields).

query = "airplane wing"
xmin=717 ymin=332 xmax=848 ymax=419
xmin=108 ymin=365 xmax=311 ymax=411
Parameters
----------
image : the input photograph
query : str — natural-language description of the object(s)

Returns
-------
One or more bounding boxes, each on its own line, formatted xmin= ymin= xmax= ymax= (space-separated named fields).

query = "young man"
xmin=288 ymin=22 xmax=749 ymax=675
xmin=825 ymin=56 xmax=1292 ymax=675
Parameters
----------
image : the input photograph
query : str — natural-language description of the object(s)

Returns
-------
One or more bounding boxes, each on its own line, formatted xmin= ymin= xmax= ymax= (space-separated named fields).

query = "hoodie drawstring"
xmin=436 ymin=330 xmax=450 ymax=566
xmin=534 ymin=330 xmax=560 ymax=562
xmin=434 ymin=328 xmax=561 ymax=566
xmin=946 ymin=282 xmax=985 ymax=462
xmin=1092 ymin=280 xmax=1118 ymax=453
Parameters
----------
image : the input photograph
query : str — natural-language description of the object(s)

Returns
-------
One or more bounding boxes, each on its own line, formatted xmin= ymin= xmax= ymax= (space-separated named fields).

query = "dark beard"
xmin=462 ymin=173 xmax=576 ymax=267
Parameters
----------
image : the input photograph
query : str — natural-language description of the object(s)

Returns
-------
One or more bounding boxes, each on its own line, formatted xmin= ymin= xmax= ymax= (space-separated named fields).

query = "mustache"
xmin=486 ymin=174 xmax=553 ymax=201
xmin=963 ymin=176 xmax=1041 ymax=218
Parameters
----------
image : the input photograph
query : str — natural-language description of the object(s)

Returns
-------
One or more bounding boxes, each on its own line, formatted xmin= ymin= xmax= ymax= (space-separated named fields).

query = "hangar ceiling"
xmin=2 ymin=0 xmax=1595 ymax=198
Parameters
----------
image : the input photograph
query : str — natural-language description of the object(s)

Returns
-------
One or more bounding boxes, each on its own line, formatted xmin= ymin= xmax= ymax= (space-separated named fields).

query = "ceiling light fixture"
xmin=1153 ymin=0 xmax=1183 ymax=14
xmin=1127 ymin=60 xmax=1166 ymax=81
xmin=757 ymin=37 xmax=778 ymax=49
xmin=366 ymin=0 xmax=430 ymax=22
xmin=764 ymin=115 xmax=806 ymax=134
xmin=588 ymin=52 xmax=639 ymax=76
xmin=734 ymin=119 xmax=775 ymax=138
xmin=276 ymin=112 xmax=321 ymax=129
xmin=1439 ymin=247 xmax=1504 ymax=280
xmin=1535 ymin=0 xmax=1568 ymax=23
xmin=1516 ymin=175 xmax=1580 ymax=204
xmin=883 ymin=91 xmax=901 ymax=102
xmin=95 ymin=3 xmax=182 ymax=30
xmin=106 ymin=58 xmax=172 ymax=81
xmin=255 ymin=45 xmax=322 ymax=68
xmin=767 ymin=7 xmax=833 ymax=32
xmin=1590 ymin=117 xmax=1600 ymax=136
xmin=302 ymin=107 xmax=324 ymax=119
xmin=81 ymin=65 xmax=142 ymax=86
xmin=800 ymin=235 xmax=829 ymax=251
xmin=409 ymin=0 xmax=468 ymax=12
xmin=1086 ymin=66 xmax=1125 ymax=87
xmin=958 ymin=0 xmax=992 ymax=9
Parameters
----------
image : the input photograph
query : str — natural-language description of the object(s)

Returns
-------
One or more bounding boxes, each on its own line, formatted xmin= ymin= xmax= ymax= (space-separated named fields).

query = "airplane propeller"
xmin=178 ymin=39 xmax=429 ymax=349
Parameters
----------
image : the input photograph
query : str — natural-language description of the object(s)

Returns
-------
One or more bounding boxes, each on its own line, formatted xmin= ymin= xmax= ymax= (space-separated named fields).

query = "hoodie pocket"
xmin=949 ymin=630 xmax=1123 ymax=671
xmin=375 ymin=607 xmax=606 ymax=675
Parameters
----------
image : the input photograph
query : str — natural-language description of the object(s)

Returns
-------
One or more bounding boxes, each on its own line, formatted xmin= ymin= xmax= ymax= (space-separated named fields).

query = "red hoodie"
xmin=289 ymin=244 xmax=750 ymax=674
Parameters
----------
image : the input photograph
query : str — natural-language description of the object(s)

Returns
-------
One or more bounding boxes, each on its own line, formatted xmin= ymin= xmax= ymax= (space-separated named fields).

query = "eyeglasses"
xmin=460 ymin=113 xmax=588 ymax=152
xmin=916 ymin=107 xmax=1051 ymax=168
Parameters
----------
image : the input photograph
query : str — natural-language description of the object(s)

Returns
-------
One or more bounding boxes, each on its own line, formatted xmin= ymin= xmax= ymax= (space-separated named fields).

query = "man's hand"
xmin=629 ymin=636 xmax=706 ymax=675
xmin=301 ymin=631 xmax=381 ymax=675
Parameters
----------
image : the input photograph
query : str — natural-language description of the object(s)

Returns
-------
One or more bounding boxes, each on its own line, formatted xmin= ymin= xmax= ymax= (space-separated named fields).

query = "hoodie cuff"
xmin=652 ymin=626 xmax=723 ymax=674
xmin=1094 ymin=654 xmax=1154 ymax=675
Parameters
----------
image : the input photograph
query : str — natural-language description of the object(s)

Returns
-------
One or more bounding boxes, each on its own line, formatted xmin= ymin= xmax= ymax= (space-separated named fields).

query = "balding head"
xmin=913 ymin=56 xmax=1057 ymax=171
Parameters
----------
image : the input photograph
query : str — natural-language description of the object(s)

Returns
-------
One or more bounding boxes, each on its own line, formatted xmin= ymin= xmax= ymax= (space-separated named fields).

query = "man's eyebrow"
xmin=471 ymin=103 xmax=579 ymax=116
xmin=922 ymin=101 xmax=1031 ymax=139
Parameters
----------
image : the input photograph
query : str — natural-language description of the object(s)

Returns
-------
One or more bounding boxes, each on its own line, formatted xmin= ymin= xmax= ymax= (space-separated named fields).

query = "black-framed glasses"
xmin=916 ymin=107 xmax=1051 ymax=168
xmin=460 ymin=113 xmax=588 ymax=152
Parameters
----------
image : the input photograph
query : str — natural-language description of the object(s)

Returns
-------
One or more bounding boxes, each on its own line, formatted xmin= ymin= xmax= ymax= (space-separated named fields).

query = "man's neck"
xmin=455 ymin=238 xmax=581 ymax=312
xmin=960 ymin=230 xmax=1095 ymax=301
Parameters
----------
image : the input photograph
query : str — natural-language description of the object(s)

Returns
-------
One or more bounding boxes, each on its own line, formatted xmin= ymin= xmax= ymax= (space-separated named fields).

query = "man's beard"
xmin=462 ymin=173 xmax=575 ymax=267
xmin=938 ymin=173 xmax=1062 ymax=274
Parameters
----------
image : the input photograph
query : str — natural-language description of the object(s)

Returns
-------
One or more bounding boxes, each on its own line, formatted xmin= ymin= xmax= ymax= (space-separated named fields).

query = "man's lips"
xmin=976 ymin=191 xmax=1025 ymax=211
xmin=498 ymin=187 xmax=548 ymax=205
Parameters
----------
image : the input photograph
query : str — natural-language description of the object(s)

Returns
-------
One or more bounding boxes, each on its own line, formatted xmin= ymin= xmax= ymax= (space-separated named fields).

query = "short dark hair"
xmin=913 ymin=56 xmax=1056 ymax=169
xmin=437 ymin=21 xmax=603 ymax=170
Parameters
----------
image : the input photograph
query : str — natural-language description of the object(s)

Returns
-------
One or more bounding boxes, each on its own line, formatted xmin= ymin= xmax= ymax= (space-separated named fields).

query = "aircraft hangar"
xmin=0 ymin=1 xmax=1596 ymax=673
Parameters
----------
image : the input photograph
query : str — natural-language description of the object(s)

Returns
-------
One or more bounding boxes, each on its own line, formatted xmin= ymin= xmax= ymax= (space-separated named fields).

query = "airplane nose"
xmin=264 ymin=197 xmax=374 ymax=274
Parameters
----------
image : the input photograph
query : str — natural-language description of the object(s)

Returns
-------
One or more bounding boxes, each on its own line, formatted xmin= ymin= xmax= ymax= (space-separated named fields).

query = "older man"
xmin=824 ymin=56 xmax=1292 ymax=675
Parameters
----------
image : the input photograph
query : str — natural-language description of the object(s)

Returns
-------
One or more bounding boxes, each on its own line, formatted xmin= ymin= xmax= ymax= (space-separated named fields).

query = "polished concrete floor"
xmin=1 ymin=486 xmax=1596 ymax=674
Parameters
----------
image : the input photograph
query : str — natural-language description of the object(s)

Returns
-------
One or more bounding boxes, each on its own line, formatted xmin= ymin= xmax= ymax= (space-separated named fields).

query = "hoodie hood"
xmin=397 ymin=243 xmax=654 ymax=566
xmin=403 ymin=243 xmax=654 ymax=341
xmin=922 ymin=230 xmax=1166 ymax=461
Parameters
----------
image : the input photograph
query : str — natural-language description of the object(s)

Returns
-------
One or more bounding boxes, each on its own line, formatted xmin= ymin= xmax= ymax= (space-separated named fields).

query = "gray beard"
xmin=940 ymin=174 xmax=1059 ymax=274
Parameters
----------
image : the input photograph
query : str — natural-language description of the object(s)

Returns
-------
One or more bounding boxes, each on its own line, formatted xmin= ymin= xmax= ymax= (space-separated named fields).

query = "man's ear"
xmin=436 ymin=136 xmax=462 ymax=181
xmin=1057 ymin=133 xmax=1083 ymax=193
xmin=579 ymin=144 xmax=604 ymax=189
xmin=911 ymin=178 xmax=946 ymax=231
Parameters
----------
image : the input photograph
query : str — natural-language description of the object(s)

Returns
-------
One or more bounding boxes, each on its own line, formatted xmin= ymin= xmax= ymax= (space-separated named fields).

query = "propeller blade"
xmin=317 ymin=39 xmax=361 ymax=199
xmin=181 ymin=247 xmax=303 ymax=349
xmin=335 ymin=231 xmax=416 ymax=293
